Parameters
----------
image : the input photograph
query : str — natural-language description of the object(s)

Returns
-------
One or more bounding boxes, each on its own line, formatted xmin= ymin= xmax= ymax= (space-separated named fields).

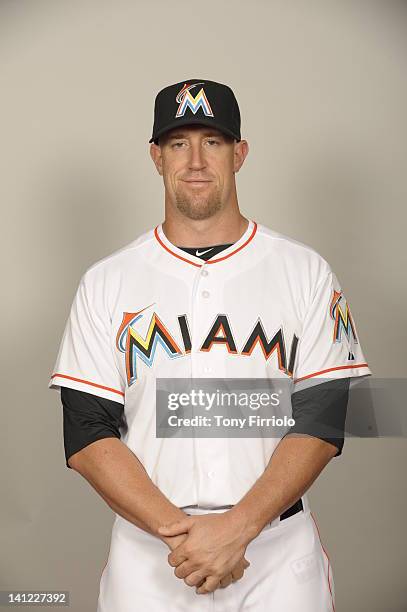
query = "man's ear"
xmin=233 ymin=140 xmax=249 ymax=173
xmin=150 ymin=142 xmax=163 ymax=176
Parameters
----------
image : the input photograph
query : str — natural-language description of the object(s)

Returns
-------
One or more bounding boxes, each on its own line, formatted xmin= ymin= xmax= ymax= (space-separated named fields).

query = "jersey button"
xmin=202 ymin=290 xmax=210 ymax=298
xmin=201 ymin=269 xmax=209 ymax=277
xmin=207 ymin=471 xmax=215 ymax=479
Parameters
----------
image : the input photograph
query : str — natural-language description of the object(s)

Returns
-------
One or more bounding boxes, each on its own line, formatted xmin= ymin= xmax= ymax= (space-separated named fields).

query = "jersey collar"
xmin=154 ymin=219 xmax=257 ymax=268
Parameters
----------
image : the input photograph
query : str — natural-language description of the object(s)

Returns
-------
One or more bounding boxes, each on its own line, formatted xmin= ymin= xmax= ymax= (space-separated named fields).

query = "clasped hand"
xmin=158 ymin=512 xmax=251 ymax=594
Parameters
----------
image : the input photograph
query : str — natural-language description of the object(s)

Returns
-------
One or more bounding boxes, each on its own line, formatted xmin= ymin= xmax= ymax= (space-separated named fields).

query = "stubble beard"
xmin=174 ymin=184 xmax=223 ymax=221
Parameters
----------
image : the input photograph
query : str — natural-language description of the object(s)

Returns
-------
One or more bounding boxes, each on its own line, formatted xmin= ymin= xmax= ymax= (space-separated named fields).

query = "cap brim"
xmin=149 ymin=118 xmax=240 ymax=143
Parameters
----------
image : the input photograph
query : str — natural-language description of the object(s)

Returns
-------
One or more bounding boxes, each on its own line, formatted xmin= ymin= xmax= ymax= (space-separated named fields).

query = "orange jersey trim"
xmin=294 ymin=363 xmax=370 ymax=383
xmin=206 ymin=222 xmax=258 ymax=264
xmin=50 ymin=373 xmax=125 ymax=398
xmin=154 ymin=227 xmax=201 ymax=267
xmin=154 ymin=222 xmax=258 ymax=267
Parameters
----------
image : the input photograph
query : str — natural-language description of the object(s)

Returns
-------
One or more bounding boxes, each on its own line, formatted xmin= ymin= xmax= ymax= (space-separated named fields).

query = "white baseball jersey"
xmin=49 ymin=218 xmax=371 ymax=508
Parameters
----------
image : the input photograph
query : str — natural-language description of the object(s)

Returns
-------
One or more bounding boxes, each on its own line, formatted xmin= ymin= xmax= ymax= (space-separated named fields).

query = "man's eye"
xmin=206 ymin=139 xmax=219 ymax=146
xmin=172 ymin=142 xmax=186 ymax=148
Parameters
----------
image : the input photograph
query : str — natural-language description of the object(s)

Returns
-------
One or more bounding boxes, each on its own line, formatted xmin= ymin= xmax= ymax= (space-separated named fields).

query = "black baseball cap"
xmin=149 ymin=78 xmax=241 ymax=144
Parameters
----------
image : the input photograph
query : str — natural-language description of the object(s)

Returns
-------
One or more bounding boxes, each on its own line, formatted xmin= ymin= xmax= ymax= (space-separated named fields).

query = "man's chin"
xmin=175 ymin=195 xmax=222 ymax=221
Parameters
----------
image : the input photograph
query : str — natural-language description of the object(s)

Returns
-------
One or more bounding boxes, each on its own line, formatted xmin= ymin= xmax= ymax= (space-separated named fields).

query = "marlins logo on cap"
xmin=149 ymin=78 xmax=241 ymax=143
xmin=175 ymin=83 xmax=214 ymax=118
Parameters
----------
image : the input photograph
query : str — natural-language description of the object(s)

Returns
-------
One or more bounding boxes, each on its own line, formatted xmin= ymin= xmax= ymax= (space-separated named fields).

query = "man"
xmin=49 ymin=78 xmax=372 ymax=611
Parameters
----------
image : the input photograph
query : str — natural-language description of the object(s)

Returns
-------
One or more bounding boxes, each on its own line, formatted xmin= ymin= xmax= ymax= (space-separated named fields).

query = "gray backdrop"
xmin=1 ymin=1 xmax=406 ymax=610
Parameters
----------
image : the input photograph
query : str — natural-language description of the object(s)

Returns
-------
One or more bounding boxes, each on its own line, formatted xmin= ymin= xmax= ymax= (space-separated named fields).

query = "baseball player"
xmin=49 ymin=78 xmax=372 ymax=611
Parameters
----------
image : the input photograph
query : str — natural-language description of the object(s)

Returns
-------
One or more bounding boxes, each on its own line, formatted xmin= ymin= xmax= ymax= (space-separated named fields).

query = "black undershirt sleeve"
xmin=60 ymin=387 xmax=126 ymax=468
xmin=286 ymin=377 xmax=351 ymax=457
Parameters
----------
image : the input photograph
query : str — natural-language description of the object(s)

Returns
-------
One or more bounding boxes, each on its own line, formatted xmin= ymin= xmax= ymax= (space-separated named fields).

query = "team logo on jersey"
xmin=330 ymin=289 xmax=358 ymax=359
xmin=175 ymin=82 xmax=214 ymax=118
xmin=116 ymin=306 xmax=183 ymax=386
xmin=116 ymin=307 xmax=299 ymax=386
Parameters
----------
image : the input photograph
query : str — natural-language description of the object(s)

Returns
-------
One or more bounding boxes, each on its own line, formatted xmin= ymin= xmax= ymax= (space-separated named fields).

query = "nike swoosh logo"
xmin=196 ymin=248 xmax=213 ymax=256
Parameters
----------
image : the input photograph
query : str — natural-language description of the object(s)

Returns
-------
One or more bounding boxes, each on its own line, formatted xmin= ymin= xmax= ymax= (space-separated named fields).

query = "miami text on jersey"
xmin=116 ymin=308 xmax=299 ymax=387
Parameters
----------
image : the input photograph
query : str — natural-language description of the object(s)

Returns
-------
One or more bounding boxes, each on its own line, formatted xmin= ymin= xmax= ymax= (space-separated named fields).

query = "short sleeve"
xmin=293 ymin=269 xmax=372 ymax=392
xmin=48 ymin=272 xmax=125 ymax=404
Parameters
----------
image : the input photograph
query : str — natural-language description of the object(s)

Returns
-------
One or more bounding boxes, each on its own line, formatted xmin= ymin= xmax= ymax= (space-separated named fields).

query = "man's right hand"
xmin=162 ymin=533 xmax=250 ymax=592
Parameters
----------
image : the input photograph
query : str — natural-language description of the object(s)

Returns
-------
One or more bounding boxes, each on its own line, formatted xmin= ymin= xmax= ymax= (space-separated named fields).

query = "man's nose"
xmin=188 ymin=143 xmax=206 ymax=169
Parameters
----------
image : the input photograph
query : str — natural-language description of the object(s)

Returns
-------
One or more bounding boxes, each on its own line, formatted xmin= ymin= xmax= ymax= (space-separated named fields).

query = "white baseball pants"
xmin=97 ymin=500 xmax=335 ymax=612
